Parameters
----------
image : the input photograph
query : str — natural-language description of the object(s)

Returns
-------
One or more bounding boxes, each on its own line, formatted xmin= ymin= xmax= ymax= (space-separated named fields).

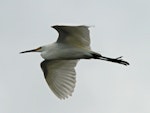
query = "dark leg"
xmin=91 ymin=52 xmax=129 ymax=66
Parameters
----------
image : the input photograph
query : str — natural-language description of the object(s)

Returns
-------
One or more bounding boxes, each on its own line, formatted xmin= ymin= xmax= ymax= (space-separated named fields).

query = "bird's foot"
xmin=114 ymin=56 xmax=129 ymax=66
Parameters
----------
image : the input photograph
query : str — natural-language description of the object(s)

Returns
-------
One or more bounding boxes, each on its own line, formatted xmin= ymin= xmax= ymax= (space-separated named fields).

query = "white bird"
xmin=20 ymin=25 xmax=129 ymax=99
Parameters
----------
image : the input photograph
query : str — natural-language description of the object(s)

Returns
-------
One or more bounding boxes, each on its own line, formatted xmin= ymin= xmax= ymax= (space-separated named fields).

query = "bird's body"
xmin=40 ymin=43 xmax=92 ymax=60
xmin=20 ymin=25 xmax=129 ymax=99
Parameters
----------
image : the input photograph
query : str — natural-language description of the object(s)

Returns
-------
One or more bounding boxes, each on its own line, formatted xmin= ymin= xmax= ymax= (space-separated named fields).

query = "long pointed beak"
xmin=20 ymin=47 xmax=41 ymax=54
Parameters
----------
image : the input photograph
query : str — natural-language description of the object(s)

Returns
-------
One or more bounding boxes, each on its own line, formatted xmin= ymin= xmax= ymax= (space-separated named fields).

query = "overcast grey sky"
xmin=0 ymin=0 xmax=150 ymax=113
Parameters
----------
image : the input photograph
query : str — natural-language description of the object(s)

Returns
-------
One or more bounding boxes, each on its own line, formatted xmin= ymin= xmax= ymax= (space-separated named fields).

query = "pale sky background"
xmin=0 ymin=0 xmax=150 ymax=113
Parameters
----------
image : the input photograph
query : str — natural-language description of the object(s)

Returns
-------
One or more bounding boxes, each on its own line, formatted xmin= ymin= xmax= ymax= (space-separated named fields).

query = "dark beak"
xmin=20 ymin=47 xmax=41 ymax=54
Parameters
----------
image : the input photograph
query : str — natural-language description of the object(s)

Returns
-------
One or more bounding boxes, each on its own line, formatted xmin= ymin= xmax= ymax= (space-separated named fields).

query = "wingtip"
xmin=51 ymin=24 xmax=94 ymax=28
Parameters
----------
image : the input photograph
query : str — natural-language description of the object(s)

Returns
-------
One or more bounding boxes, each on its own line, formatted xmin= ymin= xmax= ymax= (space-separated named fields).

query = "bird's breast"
xmin=41 ymin=43 xmax=92 ymax=60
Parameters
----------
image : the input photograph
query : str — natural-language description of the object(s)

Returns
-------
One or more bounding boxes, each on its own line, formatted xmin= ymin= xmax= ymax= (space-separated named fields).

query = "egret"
xmin=20 ymin=25 xmax=129 ymax=99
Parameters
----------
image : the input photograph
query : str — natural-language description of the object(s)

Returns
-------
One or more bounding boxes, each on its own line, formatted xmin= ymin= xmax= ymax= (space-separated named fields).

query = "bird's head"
xmin=20 ymin=46 xmax=43 ymax=54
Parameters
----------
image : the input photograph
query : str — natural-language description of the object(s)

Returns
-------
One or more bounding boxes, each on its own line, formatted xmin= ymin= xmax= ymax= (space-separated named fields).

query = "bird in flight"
xmin=20 ymin=25 xmax=129 ymax=99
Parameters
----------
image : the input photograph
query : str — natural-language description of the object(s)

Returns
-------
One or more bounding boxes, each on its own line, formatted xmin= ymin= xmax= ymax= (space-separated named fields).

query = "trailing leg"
xmin=91 ymin=52 xmax=129 ymax=66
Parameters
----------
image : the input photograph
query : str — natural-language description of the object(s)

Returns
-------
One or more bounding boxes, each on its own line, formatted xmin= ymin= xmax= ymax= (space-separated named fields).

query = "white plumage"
xmin=41 ymin=60 xmax=78 ymax=99
xmin=20 ymin=25 xmax=129 ymax=99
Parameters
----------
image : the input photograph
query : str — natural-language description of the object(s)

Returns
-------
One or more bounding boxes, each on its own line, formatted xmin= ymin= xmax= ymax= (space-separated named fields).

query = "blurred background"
xmin=0 ymin=0 xmax=150 ymax=113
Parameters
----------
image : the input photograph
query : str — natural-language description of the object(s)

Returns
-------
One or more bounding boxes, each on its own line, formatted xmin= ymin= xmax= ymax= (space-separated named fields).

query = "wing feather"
xmin=41 ymin=60 xmax=78 ymax=99
xmin=52 ymin=25 xmax=91 ymax=50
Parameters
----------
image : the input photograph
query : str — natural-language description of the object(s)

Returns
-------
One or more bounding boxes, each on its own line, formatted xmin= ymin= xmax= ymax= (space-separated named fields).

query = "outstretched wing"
xmin=52 ymin=25 xmax=91 ymax=50
xmin=41 ymin=60 xmax=78 ymax=99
